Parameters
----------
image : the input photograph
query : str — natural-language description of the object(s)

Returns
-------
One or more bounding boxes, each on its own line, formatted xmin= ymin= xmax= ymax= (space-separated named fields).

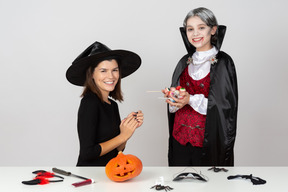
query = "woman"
xmin=66 ymin=41 xmax=144 ymax=166
xmin=163 ymin=7 xmax=238 ymax=166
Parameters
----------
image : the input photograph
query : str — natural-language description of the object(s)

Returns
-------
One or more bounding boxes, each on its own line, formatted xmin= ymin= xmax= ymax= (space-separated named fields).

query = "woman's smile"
xmin=104 ymin=81 xmax=115 ymax=85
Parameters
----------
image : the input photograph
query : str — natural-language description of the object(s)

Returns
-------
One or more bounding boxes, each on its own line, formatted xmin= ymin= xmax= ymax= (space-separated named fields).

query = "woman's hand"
xmin=123 ymin=111 xmax=144 ymax=128
xmin=134 ymin=110 xmax=144 ymax=128
xmin=119 ymin=113 xmax=139 ymax=141
xmin=116 ymin=111 xmax=143 ymax=152
xmin=100 ymin=111 xmax=144 ymax=155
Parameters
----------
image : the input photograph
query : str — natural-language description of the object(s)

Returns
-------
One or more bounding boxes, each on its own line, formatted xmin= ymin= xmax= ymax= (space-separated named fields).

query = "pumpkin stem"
xmin=118 ymin=151 xmax=123 ymax=155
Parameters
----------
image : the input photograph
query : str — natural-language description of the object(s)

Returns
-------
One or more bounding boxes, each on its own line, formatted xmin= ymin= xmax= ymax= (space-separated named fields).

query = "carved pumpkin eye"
xmin=105 ymin=151 xmax=143 ymax=182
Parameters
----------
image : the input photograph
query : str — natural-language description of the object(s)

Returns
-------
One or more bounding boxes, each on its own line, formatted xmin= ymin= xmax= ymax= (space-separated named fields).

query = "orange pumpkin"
xmin=105 ymin=151 xmax=143 ymax=182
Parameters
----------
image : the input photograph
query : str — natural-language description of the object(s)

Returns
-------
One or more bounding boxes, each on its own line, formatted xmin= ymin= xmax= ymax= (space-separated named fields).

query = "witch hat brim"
xmin=66 ymin=41 xmax=141 ymax=86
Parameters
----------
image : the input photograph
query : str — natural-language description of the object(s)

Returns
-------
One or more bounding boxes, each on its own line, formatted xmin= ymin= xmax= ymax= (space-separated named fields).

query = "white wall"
xmin=0 ymin=0 xmax=287 ymax=166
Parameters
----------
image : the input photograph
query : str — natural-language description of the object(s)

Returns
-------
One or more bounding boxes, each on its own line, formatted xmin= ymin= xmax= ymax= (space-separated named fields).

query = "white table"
xmin=0 ymin=166 xmax=286 ymax=192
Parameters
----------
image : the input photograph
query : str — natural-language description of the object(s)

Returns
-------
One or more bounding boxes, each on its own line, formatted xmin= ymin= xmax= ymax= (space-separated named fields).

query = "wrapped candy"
xmin=151 ymin=86 xmax=186 ymax=102
xmin=180 ymin=87 xmax=186 ymax=92
xmin=166 ymin=86 xmax=186 ymax=102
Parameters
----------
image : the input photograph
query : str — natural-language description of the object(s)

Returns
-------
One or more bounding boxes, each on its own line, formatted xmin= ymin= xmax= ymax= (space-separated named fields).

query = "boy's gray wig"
xmin=183 ymin=7 xmax=218 ymax=28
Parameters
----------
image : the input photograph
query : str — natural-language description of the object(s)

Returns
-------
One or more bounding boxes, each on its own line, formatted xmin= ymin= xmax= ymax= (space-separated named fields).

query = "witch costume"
xmin=168 ymin=26 xmax=238 ymax=166
xmin=66 ymin=41 xmax=141 ymax=166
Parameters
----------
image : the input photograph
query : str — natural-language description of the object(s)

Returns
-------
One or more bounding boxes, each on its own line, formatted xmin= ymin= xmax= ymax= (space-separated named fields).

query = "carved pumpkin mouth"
xmin=115 ymin=170 xmax=135 ymax=177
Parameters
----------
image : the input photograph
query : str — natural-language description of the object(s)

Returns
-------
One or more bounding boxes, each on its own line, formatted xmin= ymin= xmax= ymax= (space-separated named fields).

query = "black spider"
xmin=151 ymin=184 xmax=173 ymax=191
xmin=208 ymin=166 xmax=228 ymax=172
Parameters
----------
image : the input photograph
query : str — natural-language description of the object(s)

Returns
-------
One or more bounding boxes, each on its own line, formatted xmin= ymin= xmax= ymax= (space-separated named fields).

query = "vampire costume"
xmin=168 ymin=26 xmax=238 ymax=166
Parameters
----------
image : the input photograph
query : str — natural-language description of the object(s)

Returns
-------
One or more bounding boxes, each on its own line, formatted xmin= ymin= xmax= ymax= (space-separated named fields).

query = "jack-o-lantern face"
xmin=105 ymin=151 xmax=143 ymax=182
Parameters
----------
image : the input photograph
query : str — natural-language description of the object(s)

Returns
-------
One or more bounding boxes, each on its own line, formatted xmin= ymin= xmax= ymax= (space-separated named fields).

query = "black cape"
xmin=168 ymin=26 xmax=238 ymax=166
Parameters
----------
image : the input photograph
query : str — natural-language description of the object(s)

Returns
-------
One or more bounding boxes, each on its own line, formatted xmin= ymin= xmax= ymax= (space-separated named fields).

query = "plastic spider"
xmin=208 ymin=166 xmax=228 ymax=172
xmin=151 ymin=184 xmax=173 ymax=191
